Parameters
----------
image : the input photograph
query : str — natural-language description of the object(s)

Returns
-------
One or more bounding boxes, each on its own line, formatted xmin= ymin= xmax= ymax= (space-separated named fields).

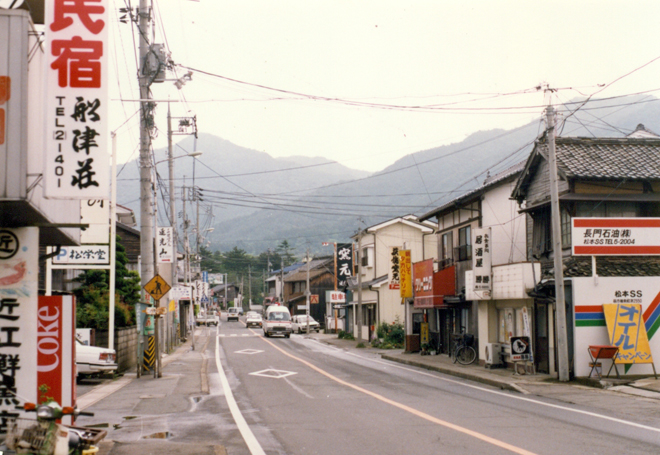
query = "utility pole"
xmin=280 ymin=257 xmax=284 ymax=303
xmin=547 ymin=103 xmax=570 ymax=382
xmin=305 ymin=248 xmax=311 ymax=335
xmin=138 ymin=0 xmax=153 ymax=378
xmin=166 ymin=103 xmax=175 ymax=356
xmin=248 ymin=265 xmax=252 ymax=309
xmin=357 ymin=227 xmax=363 ymax=341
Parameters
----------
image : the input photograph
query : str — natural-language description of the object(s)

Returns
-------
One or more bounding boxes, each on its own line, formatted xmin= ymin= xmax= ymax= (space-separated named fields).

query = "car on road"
xmin=196 ymin=310 xmax=219 ymax=326
xmin=76 ymin=338 xmax=117 ymax=377
xmin=263 ymin=305 xmax=292 ymax=338
xmin=245 ymin=311 xmax=263 ymax=328
xmin=291 ymin=314 xmax=321 ymax=333
xmin=227 ymin=307 xmax=240 ymax=321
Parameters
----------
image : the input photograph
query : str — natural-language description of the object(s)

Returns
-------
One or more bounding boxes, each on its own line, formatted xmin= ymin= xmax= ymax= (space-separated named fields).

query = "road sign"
xmin=143 ymin=274 xmax=171 ymax=301
xmin=310 ymin=294 xmax=319 ymax=304
xmin=510 ymin=336 xmax=531 ymax=361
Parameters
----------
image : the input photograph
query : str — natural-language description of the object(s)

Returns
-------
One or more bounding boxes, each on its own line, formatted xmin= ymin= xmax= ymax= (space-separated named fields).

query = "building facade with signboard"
xmin=420 ymin=162 xmax=540 ymax=369
xmin=511 ymin=129 xmax=660 ymax=378
xmin=282 ymin=257 xmax=334 ymax=325
xmin=347 ymin=215 xmax=437 ymax=342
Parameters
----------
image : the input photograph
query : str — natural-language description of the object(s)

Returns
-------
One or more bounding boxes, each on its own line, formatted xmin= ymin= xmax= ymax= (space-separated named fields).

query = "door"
xmin=534 ymin=302 xmax=549 ymax=374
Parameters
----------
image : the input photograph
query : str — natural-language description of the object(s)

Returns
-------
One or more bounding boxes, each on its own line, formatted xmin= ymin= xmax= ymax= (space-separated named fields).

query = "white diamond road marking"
xmin=236 ymin=349 xmax=264 ymax=355
xmin=219 ymin=333 xmax=258 ymax=337
xmin=249 ymin=369 xmax=297 ymax=379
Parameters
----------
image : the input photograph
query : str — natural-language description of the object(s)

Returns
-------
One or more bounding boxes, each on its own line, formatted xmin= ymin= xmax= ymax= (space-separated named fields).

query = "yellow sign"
xmin=143 ymin=274 xmax=171 ymax=302
xmin=399 ymin=250 xmax=412 ymax=299
xmin=421 ymin=322 xmax=429 ymax=345
xmin=603 ymin=303 xmax=654 ymax=364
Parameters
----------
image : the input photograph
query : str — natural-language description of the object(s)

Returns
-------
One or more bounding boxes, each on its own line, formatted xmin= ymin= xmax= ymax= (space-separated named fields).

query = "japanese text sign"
xmin=0 ymin=228 xmax=39 ymax=432
xmin=44 ymin=0 xmax=109 ymax=199
xmin=336 ymin=243 xmax=353 ymax=290
xmin=472 ymin=227 xmax=492 ymax=291
xmin=413 ymin=259 xmax=434 ymax=308
xmin=80 ymin=199 xmax=109 ymax=244
xmin=156 ymin=227 xmax=174 ymax=263
xmin=572 ymin=218 xmax=660 ymax=256
xmin=603 ymin=303 xmax=654 ymax=364
xmin=52 ymin=245 xmax=109 ymax=264
xmin=399 ymin=249 xmax=412 ymax=299
xmin=389 ymin=246 xmax=400 ymax=289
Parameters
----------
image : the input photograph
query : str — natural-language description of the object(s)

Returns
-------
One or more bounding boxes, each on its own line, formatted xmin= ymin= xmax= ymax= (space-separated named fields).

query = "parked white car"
xmin=75 ymin=338 xmax=117 ymax=377
xmin=291 ymin=314 xmax=321 ymax=334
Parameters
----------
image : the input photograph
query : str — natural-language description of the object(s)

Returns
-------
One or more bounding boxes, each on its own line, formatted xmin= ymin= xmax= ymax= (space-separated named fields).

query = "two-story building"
xmin=511 ymin=127 xmax=660 ymax=378
xmin=283 ymin=257 xmax=335 ymax=324
xmin=420 ymin=162 xmax=540 ymax=369
xmin=347 ymin=215 xmax=437 ymax=343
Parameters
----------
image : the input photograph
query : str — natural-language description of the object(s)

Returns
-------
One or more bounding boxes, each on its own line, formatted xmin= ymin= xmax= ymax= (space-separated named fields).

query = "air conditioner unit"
xmin=484 ymin=343 xmax=503 ymax=368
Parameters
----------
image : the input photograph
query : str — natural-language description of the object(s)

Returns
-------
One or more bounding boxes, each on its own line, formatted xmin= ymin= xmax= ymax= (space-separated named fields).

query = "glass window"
xmin=561 ymin=207 xmax=571 ymax=247
xmin=441 ymin=232 xmax=453 ymax=260
xmin=457 ymin=226 xmax=472 ymax=261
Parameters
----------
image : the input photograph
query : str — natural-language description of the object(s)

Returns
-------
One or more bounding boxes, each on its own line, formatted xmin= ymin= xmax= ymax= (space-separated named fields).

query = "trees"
xmin=73 ymin=236 xmax=140 ymax=329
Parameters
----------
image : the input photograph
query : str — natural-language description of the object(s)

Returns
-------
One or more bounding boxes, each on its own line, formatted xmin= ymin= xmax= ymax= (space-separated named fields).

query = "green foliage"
xmin=375 ymin=318 xmax=405 ymax=349
xmin=38 ymin=384 xmax=55 ymax=404
xmin=73 ymin=236 xmax=138 ymax=330
xmin=356 ymin=342 xmax=366 ymax=348
xmin=337 ymin=330 xmax=355 ymax=340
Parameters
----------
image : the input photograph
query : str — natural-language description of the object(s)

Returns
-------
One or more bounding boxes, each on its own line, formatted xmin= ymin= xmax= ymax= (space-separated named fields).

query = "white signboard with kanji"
xmin=52 ymin=245 xmax=110 ymax=264
xmin=572 ymin=218 xmax=660 ymax=256
xmin=156 ymin=227 xmax=174 ymax=263
xmin=44 ymin=0 xmax=109 ymax=199
xmin=80 ymin=199 xmax=109 ymax=244
xmin=472 ymin=227 xmax=492 ymax=291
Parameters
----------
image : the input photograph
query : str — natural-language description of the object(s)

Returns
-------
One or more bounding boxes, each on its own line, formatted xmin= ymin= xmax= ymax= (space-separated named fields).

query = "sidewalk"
xmin=306 ymin=332 xmax=660 ymax=397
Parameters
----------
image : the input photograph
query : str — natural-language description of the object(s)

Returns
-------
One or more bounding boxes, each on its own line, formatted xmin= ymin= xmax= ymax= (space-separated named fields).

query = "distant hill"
xmin=118 ymin=95 xmax=660 ymax=257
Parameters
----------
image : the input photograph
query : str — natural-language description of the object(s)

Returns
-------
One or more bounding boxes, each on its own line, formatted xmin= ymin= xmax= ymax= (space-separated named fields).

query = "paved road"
xmin=78 ymin=316 xmax=660 ymax=454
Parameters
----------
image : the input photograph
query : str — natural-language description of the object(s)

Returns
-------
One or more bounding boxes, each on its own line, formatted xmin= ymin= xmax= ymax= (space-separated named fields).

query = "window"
xmin=360 ymin=246 xmax=374 ymax=268
xmin=561 ymin=207 xmax=571 ymax=247
xmin=457 ymin=226 xmax=471 ymax=261
xmin=441 ymin=232 xmax=453 ymax=266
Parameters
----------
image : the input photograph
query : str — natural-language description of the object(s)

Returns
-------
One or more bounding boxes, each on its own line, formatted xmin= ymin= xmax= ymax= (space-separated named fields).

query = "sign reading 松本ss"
xmin=572 ymin=218 xmax=660 ymax=256
xmin=44 ymin=0 xmax=109 ymax=199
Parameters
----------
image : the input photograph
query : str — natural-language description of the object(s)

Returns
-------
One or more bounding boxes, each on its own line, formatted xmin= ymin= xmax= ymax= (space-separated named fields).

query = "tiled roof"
xmin=537 ymin=137 xmax=660 ymax=180
xmin=540 ymin=256 xmax=660 ymax=279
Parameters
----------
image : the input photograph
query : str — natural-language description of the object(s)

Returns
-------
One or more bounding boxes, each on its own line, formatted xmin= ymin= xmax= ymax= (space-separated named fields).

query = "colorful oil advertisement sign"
xmin=603 ymin=303 xmax=653 ymax=364
xmin=399 ymin=250 xmax=412 ymax=299
xmin=573 ymin=277 xmax=660 ymax=377
xmin=572 ymin=218 xmax=660 ymax=256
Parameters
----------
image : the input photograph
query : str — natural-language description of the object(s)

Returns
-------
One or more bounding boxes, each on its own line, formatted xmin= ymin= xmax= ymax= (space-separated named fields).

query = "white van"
xmin=263 ymin=305 xmax=292 ymax=338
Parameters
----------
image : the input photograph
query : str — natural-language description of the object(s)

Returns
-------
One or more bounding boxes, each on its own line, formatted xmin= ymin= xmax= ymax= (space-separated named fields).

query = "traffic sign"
xmin=143 ymin=274 xmax=171 ymax=301
xmin=310 ymin=294 xmax=319 ymax=304
xmin=510 ymin=336 xmax=531 ymax=361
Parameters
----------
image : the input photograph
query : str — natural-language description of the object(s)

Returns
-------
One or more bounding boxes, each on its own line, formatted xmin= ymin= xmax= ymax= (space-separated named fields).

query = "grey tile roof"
xmin=540 ymin=256 xmax=660 ymax=279
xmin=537 ymin=137 xmax=660 ymax=180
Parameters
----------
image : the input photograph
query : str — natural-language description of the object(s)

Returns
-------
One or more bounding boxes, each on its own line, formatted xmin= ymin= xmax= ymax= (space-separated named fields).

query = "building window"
xmin=441 ymin=231 xmax=453 ymax=267
xmin=561 ymin=207 xmax=571 ymax=247
xmin=456 ymin=226 xmax=471 ymax=261
xmin=361 ymin=246 xmax=374 ymax=268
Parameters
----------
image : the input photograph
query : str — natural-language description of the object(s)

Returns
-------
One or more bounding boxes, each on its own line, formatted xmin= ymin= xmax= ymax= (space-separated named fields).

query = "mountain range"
xmin=117 ymin=95 xmax=660 ymax=257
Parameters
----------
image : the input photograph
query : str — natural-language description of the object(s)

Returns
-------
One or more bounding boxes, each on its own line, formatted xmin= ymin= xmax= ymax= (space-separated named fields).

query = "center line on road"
xmin=261 ymin=337 xmax=538 ymax=455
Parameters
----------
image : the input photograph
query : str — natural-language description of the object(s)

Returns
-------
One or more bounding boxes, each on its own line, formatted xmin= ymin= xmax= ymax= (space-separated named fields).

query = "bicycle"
xmin=451 ymin=331 xmax=477 ymax=365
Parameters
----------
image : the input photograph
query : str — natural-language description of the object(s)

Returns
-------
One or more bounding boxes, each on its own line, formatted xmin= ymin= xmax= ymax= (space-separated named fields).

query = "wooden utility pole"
xmin=357 ymin=228 xmax=363 ymax=341
xmin=547 ymin=104 xmax=570 ymax=382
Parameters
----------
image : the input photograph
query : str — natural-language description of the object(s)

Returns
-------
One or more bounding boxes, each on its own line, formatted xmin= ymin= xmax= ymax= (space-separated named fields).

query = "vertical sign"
xmin=0 ymin=228 xmax=38 ymax=432
xmin=603 ymin=303 xmax=654 ymax=364
xmin=336 ymin=243 xmax=353 ymax=290
xmin=37 ymin=296 xmax=75 ymax=423
xmin=399 ymin=249 xmax=412 ymax=299
xmin=156 ymin=227 xmax=174 ymax=263
xmin=389 ymin=246 xmax=400 ymax=289
xmin=472 ymin=227 xmax=492 ymax=291
xmin=44 ymin=0 xmax=109 ymax=199
xmin=413 ymin=259 xmax=434 ymax=308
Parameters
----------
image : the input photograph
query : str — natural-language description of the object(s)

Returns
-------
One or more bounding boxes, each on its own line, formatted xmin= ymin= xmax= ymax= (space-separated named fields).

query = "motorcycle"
xmin=1 ymin=401 xmax=106 ymax=455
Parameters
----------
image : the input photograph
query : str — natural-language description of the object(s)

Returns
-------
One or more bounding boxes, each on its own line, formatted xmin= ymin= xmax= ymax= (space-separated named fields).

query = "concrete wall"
xmin=94 ymin=326 xmax=138 ymax=373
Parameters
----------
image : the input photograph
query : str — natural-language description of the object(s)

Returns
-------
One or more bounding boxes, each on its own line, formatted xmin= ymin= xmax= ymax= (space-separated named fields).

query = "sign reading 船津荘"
xmin=572 ymin=218 xmax=660 ymax=256
xmin=44 ymin=1 xmax=109 ymax=199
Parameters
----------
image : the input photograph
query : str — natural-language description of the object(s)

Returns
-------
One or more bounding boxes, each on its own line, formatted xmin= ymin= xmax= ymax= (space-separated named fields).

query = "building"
xmin=511 ymin=130 xmax=660 ymax=377
xmin=420 ymin=162 xmax=539 ymax=369
xmin=348 ymin=215 xmax=437 ymax=343
xmin=282 ymin=257 xmax=335 ymax=324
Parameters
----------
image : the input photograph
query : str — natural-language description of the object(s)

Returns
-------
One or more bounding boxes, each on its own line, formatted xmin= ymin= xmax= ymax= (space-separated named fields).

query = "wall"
xmin=481 ymin=181 xmax=528 ymax=265
xmin=94 ymin=326 xmax=139 ymax=372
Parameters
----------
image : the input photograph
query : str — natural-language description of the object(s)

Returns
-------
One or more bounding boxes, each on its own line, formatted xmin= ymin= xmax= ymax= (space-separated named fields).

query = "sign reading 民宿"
xmin=572 ymin=218 xmax=660 ymax=256
xmin=44 ymin=0 xmax=109 ymax=199
xmin=0 ymin=228 xmax=39 ymax=432
xmin=603 ymin=303 xmax=654 ymax=365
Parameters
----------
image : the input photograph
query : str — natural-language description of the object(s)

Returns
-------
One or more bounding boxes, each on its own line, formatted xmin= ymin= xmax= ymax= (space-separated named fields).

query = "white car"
xmin=245 ymin=311 xmax=263 ymax=328
xmin=291 ymin=314 xmax=320 ymax=334
xmin=75 ymin=338 xmax=117 ymax=377
xmin=227 ymin=307 xmax=240 ymax=321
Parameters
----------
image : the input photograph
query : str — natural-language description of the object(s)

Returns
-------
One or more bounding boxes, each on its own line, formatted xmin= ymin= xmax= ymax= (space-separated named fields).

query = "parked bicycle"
xmin=451 ymin=330 xmax=477 ymax=365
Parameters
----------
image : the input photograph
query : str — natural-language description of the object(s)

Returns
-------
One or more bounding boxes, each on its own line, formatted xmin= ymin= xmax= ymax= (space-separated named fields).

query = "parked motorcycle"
xmin=1 ymin=401 xmax=106 ymax=455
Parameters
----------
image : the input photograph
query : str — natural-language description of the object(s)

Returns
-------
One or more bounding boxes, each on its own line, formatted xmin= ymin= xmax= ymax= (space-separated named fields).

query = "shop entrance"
xmin=534 ymin=302 xmax=549 ymax=373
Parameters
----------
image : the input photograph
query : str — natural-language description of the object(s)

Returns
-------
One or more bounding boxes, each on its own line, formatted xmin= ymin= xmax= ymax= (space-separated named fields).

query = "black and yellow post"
xmin=143 ymin=335 xmax=155 ymax=371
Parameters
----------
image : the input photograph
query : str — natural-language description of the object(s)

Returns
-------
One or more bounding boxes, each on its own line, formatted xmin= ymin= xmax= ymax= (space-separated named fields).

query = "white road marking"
xmin=249 ymin=369 xmax=297 ymax=379
xmin=236 ymin=349 xmax=264 ymax=355
xmin=215 ymin=335 xmax=266 ymax=455
xmin=318 ymin=341 xmax=660 ymax=434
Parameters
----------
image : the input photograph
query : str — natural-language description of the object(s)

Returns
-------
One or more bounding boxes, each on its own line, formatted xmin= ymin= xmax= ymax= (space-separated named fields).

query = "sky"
xmin=108 ymin=1 xmax=660 ymax=173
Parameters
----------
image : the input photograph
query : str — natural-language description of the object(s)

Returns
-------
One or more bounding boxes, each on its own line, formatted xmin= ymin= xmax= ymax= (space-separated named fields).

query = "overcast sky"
xmin=109 ymin=1 xmax=660 ymax=172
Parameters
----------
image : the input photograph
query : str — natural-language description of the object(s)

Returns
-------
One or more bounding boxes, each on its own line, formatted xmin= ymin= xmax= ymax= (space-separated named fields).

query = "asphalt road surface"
xmin=214 ymin=317 xmax=660 ymax=455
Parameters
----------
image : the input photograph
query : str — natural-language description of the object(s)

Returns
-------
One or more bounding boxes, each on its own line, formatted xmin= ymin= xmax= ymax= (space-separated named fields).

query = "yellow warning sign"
xmin=143 ymin=274 xmax=171 ymax=301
